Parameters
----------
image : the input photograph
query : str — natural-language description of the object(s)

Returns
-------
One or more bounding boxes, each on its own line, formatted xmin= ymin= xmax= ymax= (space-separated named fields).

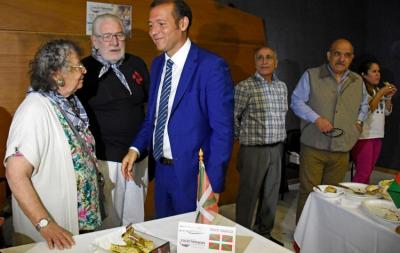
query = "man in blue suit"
xmin=122 ymin=0 xmax=234 ymax=218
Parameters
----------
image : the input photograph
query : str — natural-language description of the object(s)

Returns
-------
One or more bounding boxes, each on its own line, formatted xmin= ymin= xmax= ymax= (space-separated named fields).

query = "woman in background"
xmin=351 ymin=60 xmax=397 ymax=184
xmin=5 ymin=39 xmax=101 ymax=249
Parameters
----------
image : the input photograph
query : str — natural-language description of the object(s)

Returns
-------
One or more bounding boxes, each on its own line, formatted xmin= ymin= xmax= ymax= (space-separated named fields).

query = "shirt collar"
xmin=164 ymin=39 xmax=191 ymax=69
xmin=326 ymin=64 xmax=350 ymax=83
xmin=254 ymin=72 xmax=279 ymax=84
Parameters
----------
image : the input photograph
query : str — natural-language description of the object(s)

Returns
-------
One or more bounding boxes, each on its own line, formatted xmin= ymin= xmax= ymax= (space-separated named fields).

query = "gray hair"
xmin=92 ymin=13 xmax=125 ymax=35
xmin=254 ymin=46 xmax=278 ymax=60
xmin=29 ymin=39 xmax=82 ymax=91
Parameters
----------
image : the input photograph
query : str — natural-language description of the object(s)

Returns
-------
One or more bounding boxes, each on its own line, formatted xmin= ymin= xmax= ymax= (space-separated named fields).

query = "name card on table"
xmin=177 ymin=222 xmax=236 ymax=253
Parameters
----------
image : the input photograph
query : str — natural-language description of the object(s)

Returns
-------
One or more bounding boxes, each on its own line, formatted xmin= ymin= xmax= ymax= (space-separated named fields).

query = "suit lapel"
xmin=149 ymin=56 xmax=165 ymax=121
xmin=171 ymin=44 xmax=198 ymax=115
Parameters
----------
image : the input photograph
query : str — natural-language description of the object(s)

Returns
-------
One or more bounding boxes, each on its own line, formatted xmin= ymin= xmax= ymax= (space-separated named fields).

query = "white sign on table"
xmin=177 ymin=222 xmax=236 ymax=253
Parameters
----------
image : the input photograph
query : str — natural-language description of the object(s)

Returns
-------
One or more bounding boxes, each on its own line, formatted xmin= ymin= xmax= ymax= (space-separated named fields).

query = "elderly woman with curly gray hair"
xmin=4 ymin=39 xmax=102 ymax=249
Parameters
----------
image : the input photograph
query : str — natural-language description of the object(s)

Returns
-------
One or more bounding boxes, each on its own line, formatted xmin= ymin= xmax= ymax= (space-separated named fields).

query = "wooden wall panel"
xmin=0 ymin=0 xmax=265 ymax=218
xmin=0 ymin=33 xmax=89 ymax=115
xmin=196 ymin=41 xmax=261 ymax=83
xmin=189 ymin=1 xmax=264 ymax=45
xmin=0 ymin=1 xmax=263 ymax=45
xmin=0 ymin=0 xmax=143 ymax=34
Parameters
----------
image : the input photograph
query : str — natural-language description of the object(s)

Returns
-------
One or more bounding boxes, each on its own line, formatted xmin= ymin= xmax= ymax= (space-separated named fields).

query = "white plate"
xmin=91 ymin=227 xmax=125 ymax=253
xmin=339 ymin=182 xmax=381 ymax=199
xmin=362 ymin=199 xmax=400 ymax=224
xmin=91 ymin=226 xmax=169 ymax=253
xmin=313 ymin=185 xmax=344 ymax=198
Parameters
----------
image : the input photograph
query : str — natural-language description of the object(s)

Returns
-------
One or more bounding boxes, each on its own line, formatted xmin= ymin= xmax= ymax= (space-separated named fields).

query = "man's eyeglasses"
xmin=323 ymin=128 xmax=344 ymax=138
xmin=69 ymin=64 xmax=86 ymax=73
xmin=94 ymin=32 xmax=126 ymax=42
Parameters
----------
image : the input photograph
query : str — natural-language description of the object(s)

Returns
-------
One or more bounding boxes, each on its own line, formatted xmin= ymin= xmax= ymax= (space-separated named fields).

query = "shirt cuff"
xmin=309 ymin=113 xmax=319 ymax=123
xmin=129 ymin=147 xmax=140 ymax=158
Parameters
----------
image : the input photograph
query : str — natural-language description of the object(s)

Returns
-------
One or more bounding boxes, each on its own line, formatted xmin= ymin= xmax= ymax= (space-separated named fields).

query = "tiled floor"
xmin=219 ymin=168 xmax=397 ymax=252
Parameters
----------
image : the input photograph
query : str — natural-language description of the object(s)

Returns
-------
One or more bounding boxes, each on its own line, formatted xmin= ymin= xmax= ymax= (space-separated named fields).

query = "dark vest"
xmin=300 ymin=64 xmax=363 ymax=152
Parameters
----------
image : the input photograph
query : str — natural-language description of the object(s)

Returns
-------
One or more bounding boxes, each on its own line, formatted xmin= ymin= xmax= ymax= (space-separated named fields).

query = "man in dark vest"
xmin=291 ymin=38 xmax=368 ymax=221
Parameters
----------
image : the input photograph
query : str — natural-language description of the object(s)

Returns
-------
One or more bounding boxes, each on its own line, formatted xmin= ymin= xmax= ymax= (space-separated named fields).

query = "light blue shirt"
xmin=290 ymin=66 xmax=369 ymax=123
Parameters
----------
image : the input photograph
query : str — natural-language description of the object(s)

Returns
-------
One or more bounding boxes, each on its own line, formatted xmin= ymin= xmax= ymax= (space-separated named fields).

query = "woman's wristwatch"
xmin=35 ymin=218 xmax=51 ymax=231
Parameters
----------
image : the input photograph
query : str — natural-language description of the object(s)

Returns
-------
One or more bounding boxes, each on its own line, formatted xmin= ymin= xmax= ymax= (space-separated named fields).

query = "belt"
xmin=241 ymin=142 xmax=281 ymax=147
xmin=159 ymin=157 xmax=174 ymax=165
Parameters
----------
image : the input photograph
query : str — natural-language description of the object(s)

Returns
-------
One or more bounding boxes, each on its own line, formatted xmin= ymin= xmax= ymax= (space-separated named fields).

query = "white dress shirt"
xmin=154 ymin=39 xmax=191 ymax=159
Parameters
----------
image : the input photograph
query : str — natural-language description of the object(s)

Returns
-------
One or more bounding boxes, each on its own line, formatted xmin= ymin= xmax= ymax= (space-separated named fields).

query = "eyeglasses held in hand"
xmin=323 ymin=128 xmax=344 ymax=138
xmin=94 ymin=32 xmax=126 ymax=42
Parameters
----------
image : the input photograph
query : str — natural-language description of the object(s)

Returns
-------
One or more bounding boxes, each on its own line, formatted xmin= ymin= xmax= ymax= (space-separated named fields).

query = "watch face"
xmin=39 ymin=219 xmax=48 ymax=227
xmin=35 ymin=218 xmax=50 ymax=231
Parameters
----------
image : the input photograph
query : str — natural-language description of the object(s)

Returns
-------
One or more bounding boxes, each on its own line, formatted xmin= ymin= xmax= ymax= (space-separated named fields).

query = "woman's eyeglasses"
xmin=94 ymin=32 xmax=126 ymax=42
xmin=323 ymin=128 xmax=344 ymax=138
xmin=69 ymin=64 xmax=86 ymax=73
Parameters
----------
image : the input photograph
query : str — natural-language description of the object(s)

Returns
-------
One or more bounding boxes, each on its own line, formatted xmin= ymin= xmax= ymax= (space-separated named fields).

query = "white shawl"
xmin=4 ymin=93 xmax=79 ymax=241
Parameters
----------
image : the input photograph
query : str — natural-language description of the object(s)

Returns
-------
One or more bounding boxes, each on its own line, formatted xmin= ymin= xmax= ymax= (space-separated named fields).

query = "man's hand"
xmin=315 ymin=117 xmax=333 ymax=133
xmin=121 ymin=149 xmax=138 ymax=180
xmin=40 ymin=222 xmax=75 ymax=250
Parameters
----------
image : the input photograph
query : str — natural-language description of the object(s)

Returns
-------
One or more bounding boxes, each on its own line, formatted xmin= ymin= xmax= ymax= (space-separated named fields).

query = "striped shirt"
xmin=234 ymin=73 xmax=288 ymax=145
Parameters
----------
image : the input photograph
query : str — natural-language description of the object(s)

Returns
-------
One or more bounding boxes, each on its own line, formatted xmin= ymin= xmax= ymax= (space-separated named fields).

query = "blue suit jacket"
xmin=132 ymin=43 xmax=234 ymax=194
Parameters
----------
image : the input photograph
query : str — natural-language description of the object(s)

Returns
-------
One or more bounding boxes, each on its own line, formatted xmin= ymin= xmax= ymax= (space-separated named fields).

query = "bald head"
xmin=329 ymin=38 xmax=353 ymax=53
xmin=327 ymin=38 xmax=354 ymax=76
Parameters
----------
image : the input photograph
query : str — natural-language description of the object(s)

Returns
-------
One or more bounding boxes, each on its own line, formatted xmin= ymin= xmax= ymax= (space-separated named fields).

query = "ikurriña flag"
xmin=195 ymin=149 xmax=219 ymax=224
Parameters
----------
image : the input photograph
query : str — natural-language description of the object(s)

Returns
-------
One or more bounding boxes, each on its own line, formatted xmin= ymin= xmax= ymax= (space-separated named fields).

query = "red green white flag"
xmin=195 ymin=149 xmax=219 ymax=224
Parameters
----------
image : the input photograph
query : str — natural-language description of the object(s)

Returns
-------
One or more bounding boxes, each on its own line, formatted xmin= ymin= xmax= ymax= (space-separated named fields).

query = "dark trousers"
xmin=236 ymin=143 xmax=283 ymax=237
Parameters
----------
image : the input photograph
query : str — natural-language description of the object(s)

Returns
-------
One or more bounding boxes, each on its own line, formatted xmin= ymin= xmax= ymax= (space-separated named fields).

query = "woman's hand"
xmin=381 ymin=83 xmax=397 ymax=97
xmin=6 ymin=155 xmax=75 ymax=249
xmin=40 ymin=222 xmax=75 ymax=249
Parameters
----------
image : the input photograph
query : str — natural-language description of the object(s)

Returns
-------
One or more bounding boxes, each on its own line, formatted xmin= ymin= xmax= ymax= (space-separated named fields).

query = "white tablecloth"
xmin=294 ymin=192 xmax=399 ymax=253
xmin=2 ymin=212 xmax=292 ymax=253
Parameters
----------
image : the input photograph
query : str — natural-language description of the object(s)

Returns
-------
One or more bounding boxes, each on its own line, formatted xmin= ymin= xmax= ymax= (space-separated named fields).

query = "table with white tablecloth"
xmin=294 ymin=192 xmax=399 ymax=253
xmin=1 ymin=212 xmax=292 ymax=253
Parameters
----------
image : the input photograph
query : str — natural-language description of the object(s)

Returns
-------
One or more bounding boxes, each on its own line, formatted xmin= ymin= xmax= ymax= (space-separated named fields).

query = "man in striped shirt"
xmin=234 ymin=47 xmax=288 ymax=242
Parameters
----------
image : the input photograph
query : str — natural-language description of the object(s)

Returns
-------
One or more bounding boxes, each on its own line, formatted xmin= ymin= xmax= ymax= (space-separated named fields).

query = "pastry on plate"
xmin=110 ymin=225 xmax=154 ymax=253
xmin=324 ymin=185 xmax=337 ymax=193
xmin=379 ymin=179 xmax=394 ymax=187
xmin=366 ymin=185 xmax=380 ymax=195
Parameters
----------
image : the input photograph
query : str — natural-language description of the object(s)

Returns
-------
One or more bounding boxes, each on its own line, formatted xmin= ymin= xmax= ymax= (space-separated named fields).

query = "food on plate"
xmin=366 ymin=185 xmax=380 ymax=195
xmin=384 ymin=210 xmax=400 ymax=222
xmin=379 ymin=190 xmax=391 ymax=200
xmin=379 ymin=179 xmax=394 ymax=200
xmin=379 ymin=179 xmax=394 ymax=187
xmin=324 ymin=185 xmax=337 ymax=193
xmin=110 ymin=224 xmax=154 ymax=253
